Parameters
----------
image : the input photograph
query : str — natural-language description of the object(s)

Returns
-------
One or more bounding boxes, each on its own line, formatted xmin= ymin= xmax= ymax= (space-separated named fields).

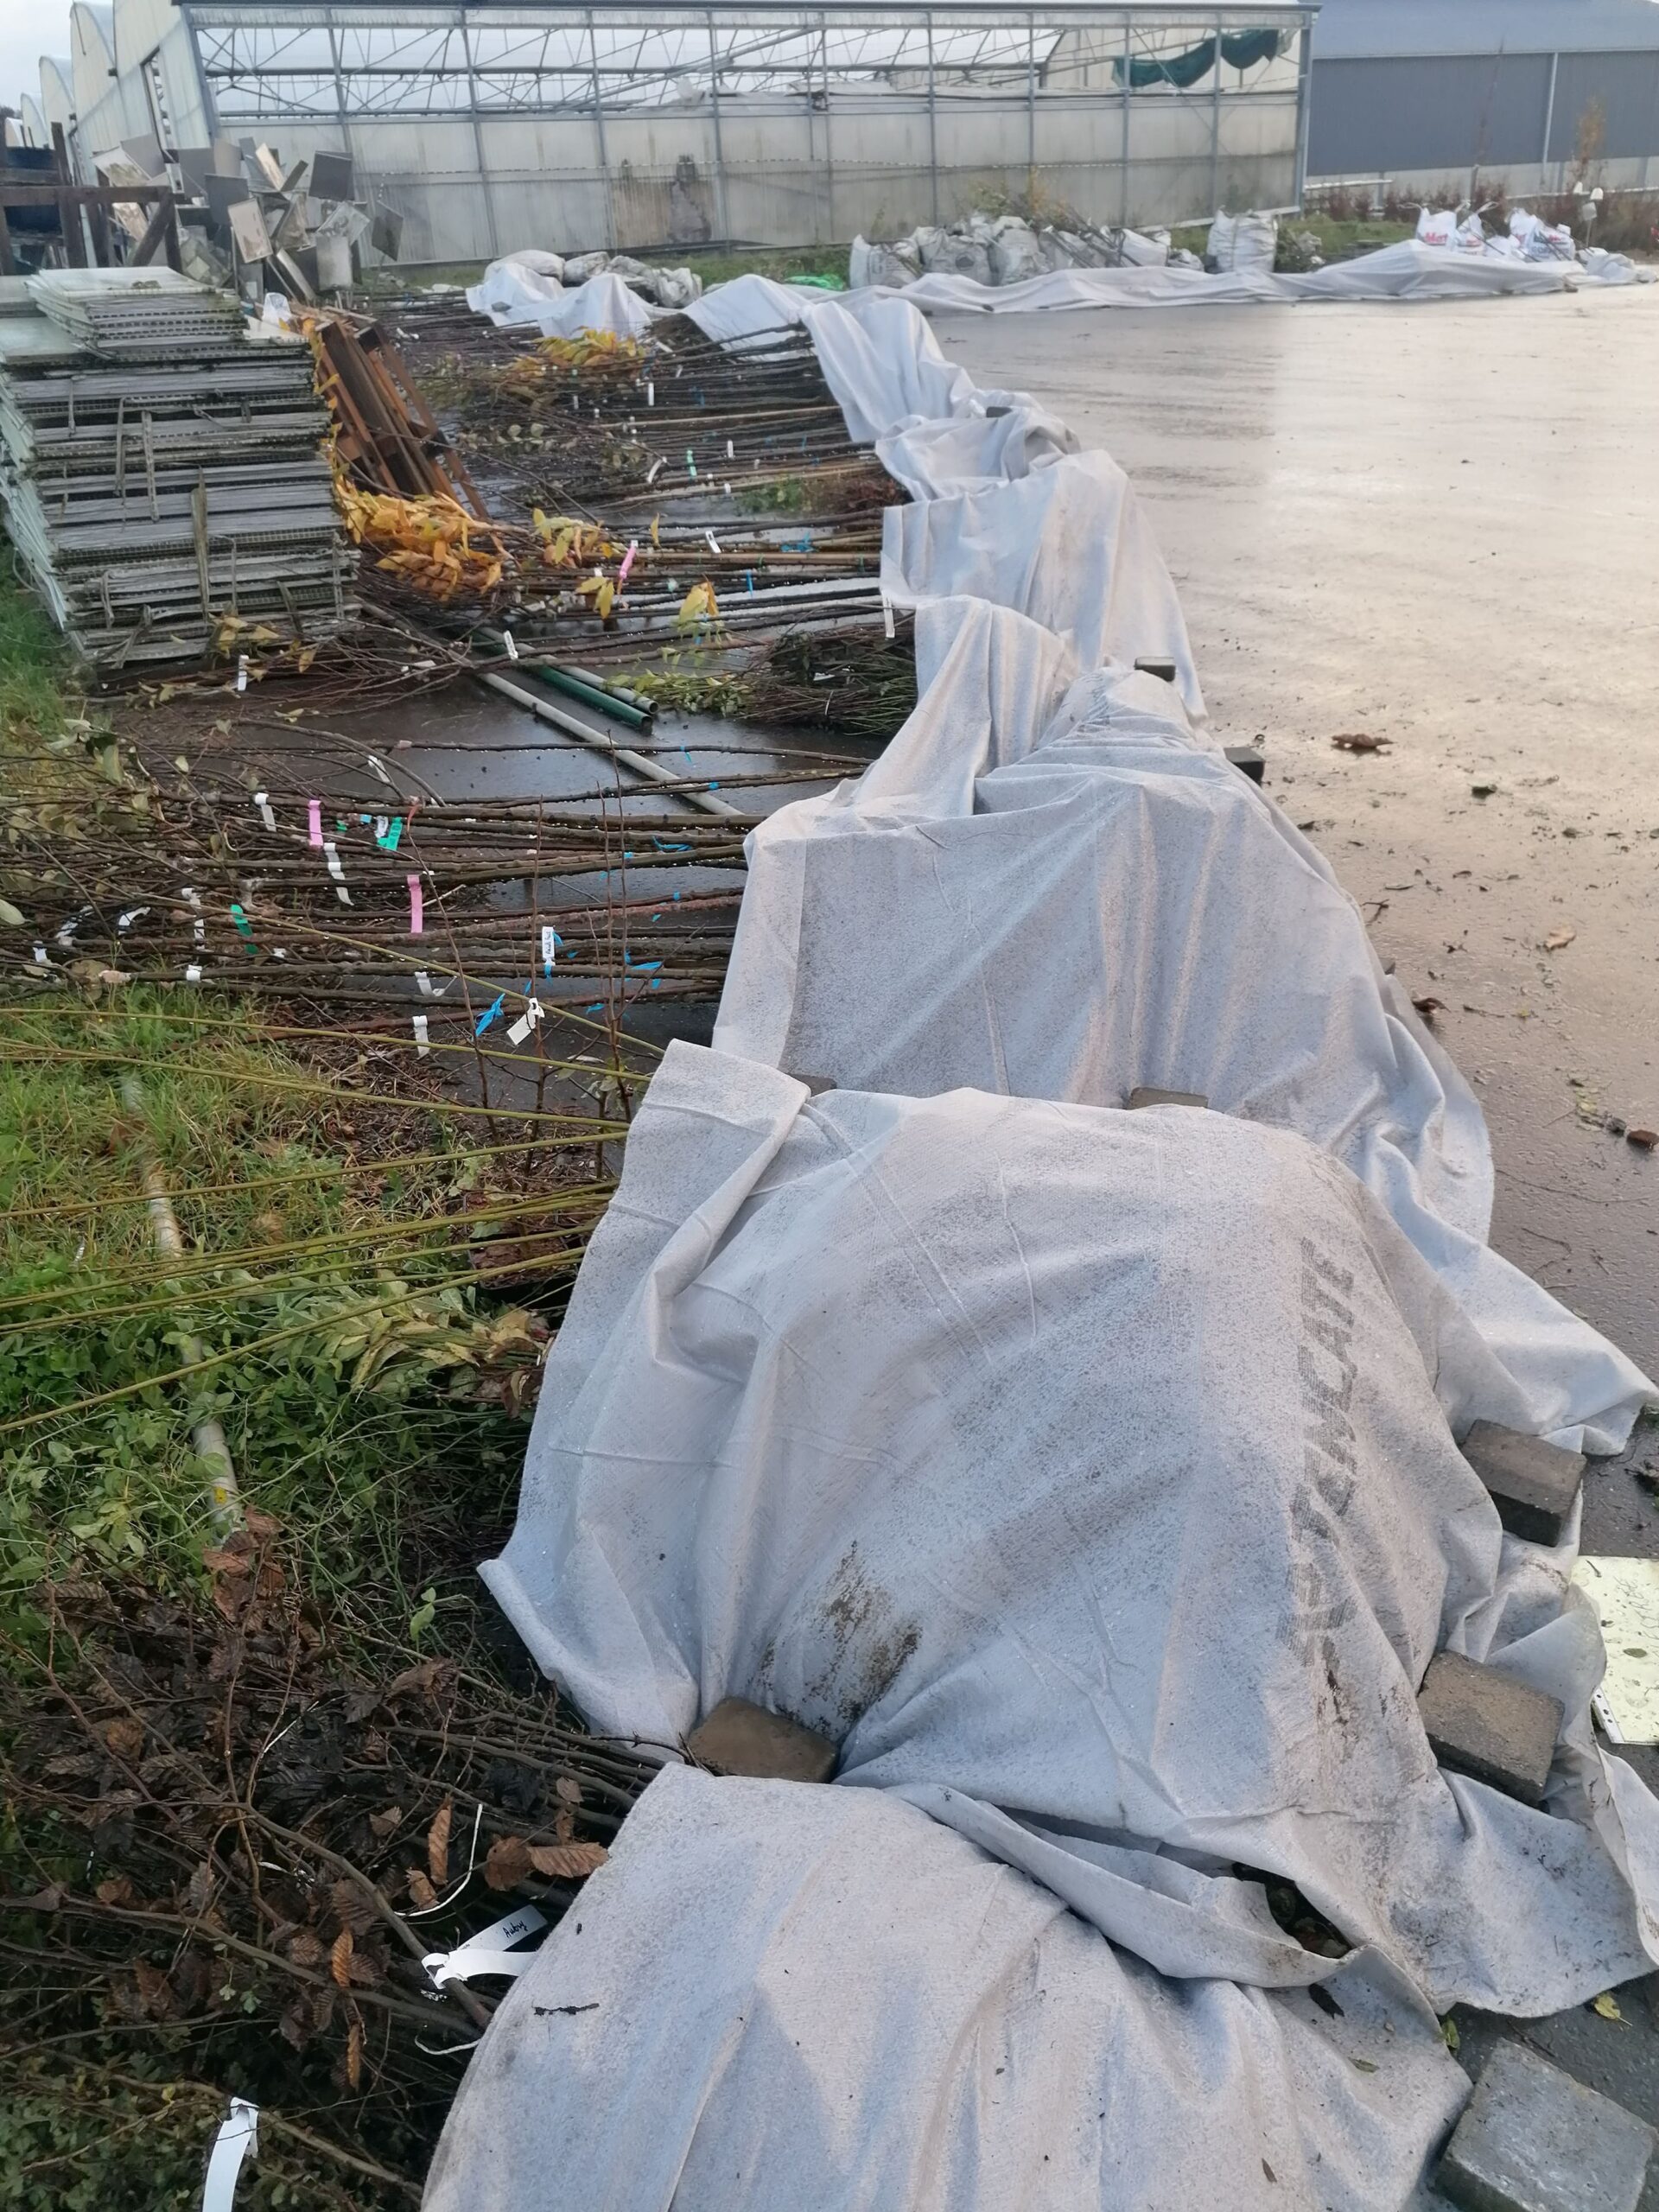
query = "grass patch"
xmin=0 ymin=990 xmax=595 ymax=1647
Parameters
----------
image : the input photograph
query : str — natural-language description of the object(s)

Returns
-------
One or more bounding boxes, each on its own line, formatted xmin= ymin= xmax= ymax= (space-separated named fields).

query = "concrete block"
xmin=1134 ymin=656 xmax=1178 ymax=683
xmin=1127 ymin=1087 xmax=1208 ymax=1111
xmin=1225 ymin=744 xmax=1267 ymax=785
xmin=1460 ymin=1421 xmax=1586 ymax=1547
xmin=1418 ymin=1652 xmax=1562 ymax=1807
xmin=686 ymin=1697 xmax=837 ymax=1784
xmin=1437 ymin=2038 xmax=1656 ymax=2212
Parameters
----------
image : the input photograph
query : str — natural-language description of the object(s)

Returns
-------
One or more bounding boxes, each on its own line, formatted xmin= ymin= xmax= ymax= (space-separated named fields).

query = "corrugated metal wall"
xmin=1309 ymin=48 xmax=1659 ymax=175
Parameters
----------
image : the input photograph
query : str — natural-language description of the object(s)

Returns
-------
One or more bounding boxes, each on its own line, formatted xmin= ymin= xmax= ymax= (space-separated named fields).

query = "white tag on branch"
xmin=321 ymin=841 xmax=353 ymax=905
xmin=235 ymin=654 xmax=249 ymax=696
xmin=503 ymin=629 xmax=518 ymax=661
xmin=254 ymin=791 xmax=276 ymax=831
xmin=201 ymin=2098 xmax=258 ymax=2212
xmin=882 ymin=594 xmax=895 ymax=639
xmin=506 ymin=997 xmax=545 ymax=1046
xmin=412 ymin=1013 xmax=431 ymax=1057
xmin=423 ymin=1904 xmax=547 ymax=1991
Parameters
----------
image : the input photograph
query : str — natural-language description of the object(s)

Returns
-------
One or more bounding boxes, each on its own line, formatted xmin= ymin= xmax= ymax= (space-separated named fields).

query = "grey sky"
xmin=0 ymin=0 xmax=72 ymax=118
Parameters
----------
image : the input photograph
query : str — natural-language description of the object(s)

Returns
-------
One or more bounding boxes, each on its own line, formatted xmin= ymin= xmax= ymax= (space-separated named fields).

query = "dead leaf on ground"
xmin=405 ymin=1868 xmax=438 ymax=1910
xmin=103 ymin=1716 xmax=145 ymax=1763
xmin=346 ymin=2015 xmax=365 ymax=2090
xmin=427 ymin=1799 xmax=453 ymax=1888
xmin=484 ymin=1834 xmax=534 ymax=1891
xmin=1542 ymin=928 xmax=1577 ymax=952
xmin=1591 ymin=1990 xmax=1624 ymax=2023
xmin=1332 ymin=733 xmax=1391 ymax=753
xmin=1412 ymin=996 xmax=1446 ymax=1021
xmin=330 ymin=1927 xmax=354 ymax=1988
xmin=528 ymin=1841 xmax=608 ymax=1881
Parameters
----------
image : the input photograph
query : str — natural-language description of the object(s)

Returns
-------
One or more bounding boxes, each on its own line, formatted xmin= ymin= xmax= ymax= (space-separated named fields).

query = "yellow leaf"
xmin=1592 ymin=1992 xmax=1624 ymax=2022
xmin=595 ymin=579 xmax=614 ymax=620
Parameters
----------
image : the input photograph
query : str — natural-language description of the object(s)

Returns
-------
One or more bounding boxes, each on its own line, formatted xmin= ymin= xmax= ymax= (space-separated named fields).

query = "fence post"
xmin=586 ymin=10 xmax=615 ymax=249
xmin=1540 ymin=49 xmax=1558 ymax=173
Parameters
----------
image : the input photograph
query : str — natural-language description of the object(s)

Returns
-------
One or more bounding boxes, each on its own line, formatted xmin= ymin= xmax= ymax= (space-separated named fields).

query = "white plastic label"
xmin=201 ymin=2099 xmax=258 ymax=2212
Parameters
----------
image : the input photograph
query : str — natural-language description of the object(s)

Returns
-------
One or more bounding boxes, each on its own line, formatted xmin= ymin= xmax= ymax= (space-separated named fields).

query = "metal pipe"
xmin=926 ymin=13 xmax=939 ymax=226
xmin=1120 ymin=17 xmax=1132 ymax=228
xmin=820 ymin=15 xmax=836 ymax=241
xmin=461 ymin=14 xmax=503 ymax=258
xmin=119 ymin=1074 xmax=241 ymax=1532
xmin=587 ymin=9 xmax=615 ymax=251
xmin=1211 ymin=10 xmax=1224 ymax=219
xmin=707 ymin=10 xmax=732 ymax=242
xmin=1292 ymin=11 xmax=1314 ymax=212
xmin=1541 ymin=49 xmax=1558 ymax=170
xmin=473 ymin=667 xmax=743 ymax=818
xmin=1027 ymin=11 xmax=1037 ymax=186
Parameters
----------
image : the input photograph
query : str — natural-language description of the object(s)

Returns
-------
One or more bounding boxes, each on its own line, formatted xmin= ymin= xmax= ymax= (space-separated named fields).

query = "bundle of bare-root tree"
xmin=0 ymin=1522 xmax=660 ymax=2202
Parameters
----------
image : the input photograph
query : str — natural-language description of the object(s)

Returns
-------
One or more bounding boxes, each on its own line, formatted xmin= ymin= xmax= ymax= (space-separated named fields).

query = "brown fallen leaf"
xmin=554 ymin=1776 xmax=583 ymax=1808
xmin=1412 ymin=996 xmax=1446 ymax=1021
xmin=484 ymin=1834 xmax=534 ymax=1891
xmin=368 ymin=1804 xmax=404 ymax=1840
xmin=330 ymin=1927 xmax=354 ymax=1989
xmin=427 ymin=1798 xmax=452 ymax=1889
xmin=405 ymin=1868 xmax=438 ymax=1910
xmin=346 ymin=2015 xmax=365 ymax=2090
xmin=287 ymin=1930 xmax=325 ymax=1968
xmin=96 ymin=1874 xmax=136 ymax=1907
xmin=528 ymin=1841 xmax=608 ymax=1881
xmin=1332 ymin=733 xmax=1390 ymax=753
xmin=104 ymin=1716 xmax=144 ymax=1763
xmin=1542 ymin=928 xmax=1576 ymax=952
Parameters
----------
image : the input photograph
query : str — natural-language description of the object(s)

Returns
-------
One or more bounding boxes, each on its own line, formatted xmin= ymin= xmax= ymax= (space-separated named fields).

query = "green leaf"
xmin=408 ymin=1586 xmax=437 ymax=1644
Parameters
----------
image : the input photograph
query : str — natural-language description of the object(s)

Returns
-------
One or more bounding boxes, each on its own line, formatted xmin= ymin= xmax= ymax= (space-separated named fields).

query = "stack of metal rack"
xmin=0 ymin=270 xmax=356 ymax=672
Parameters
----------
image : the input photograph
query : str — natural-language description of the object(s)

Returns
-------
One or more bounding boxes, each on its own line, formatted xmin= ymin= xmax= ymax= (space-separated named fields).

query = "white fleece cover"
xmin=424 ymin=1768 xmax=1470 ymax=2212
xmin=885 ymin=238 xmax=1649 ymax=312
xmin=482 ymin=1045 xmax=1659 ymax=2034
xmin=713 ymin=604 xmax=1650 ymax=1453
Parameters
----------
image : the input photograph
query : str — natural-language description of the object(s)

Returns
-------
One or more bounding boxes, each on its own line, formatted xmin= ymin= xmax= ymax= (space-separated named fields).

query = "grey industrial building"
xmin=1308 ymin=0 xmax=1659 ymax=193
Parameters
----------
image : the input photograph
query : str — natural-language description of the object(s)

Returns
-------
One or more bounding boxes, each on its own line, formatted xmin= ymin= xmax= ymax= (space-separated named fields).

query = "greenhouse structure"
xmin=25 ymin=0 xmax=1318 ymax=261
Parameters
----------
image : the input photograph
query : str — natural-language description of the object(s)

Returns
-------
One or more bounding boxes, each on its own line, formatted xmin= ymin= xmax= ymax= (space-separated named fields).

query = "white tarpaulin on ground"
xmin=427 ymin=1767 xmax=1469 ymax=2212
xmin=884 ymin=239 xmax=1649 ymax=313
xmin=712 ymin=611 xmax=1649 ymax=1451
xmin=474 ymin=1054 xmax=1659 ymax=2164
xmin=449 ymin=233 xmax=1659 ymax=2211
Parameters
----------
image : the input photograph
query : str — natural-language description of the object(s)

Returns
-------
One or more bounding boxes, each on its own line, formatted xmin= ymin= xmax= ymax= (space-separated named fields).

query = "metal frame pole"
xmin=820 ymin=14 xmax=835 ymax=243
xmin=461 ymin=13 xmax=502 ymax=257
xmin=1120 ymin=14 xmax=1132 ymax=227
xmin=1541 ymin=49 xmax=1558 ymax=176
xmin=1210 ymin=10 xmax=1224 ymax=217
xmin=586 ymin=9 xmax=615 ymax=249
xmin=926 ymin=11 xmax=939 ymax=225
xmin=1293 ymin=11 xmax=1313 ymax=207
xmin=178 ymin=3 xmax=221 ymax=141
xmin=1027 ymin=11 xmax=1037 ymax=189
xmin=325 ymin=11 xmax=350 ymax=132
xmin=707 ymin=10 xmax=731 ymax=242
